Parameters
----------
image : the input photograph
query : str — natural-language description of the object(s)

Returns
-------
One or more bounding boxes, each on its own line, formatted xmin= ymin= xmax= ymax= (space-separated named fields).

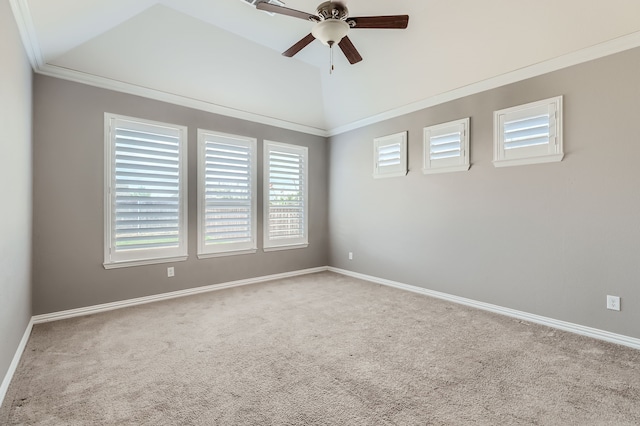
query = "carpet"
xmin=1 ymin=272 xmax=639 ymax=425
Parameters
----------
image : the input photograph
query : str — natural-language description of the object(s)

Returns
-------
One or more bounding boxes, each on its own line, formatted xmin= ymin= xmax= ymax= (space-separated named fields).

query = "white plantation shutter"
xmin=494 ymin=96 xmax=563 ymax=167
xmin=264 ymin=141 xmax=308 ymax=250
xmin=430 ymin=132 xmax=461 ymax=159
xmin=423 ymin=118 xmax=470 ymax=174
xmin=373 ymin=131 xmax=407 ymax=178
xmin=198 ymin=131 xmax=257 ymax=257
xmin=504 ymin=114 xmax=551 ymax=150
xmin=378 ymin=143 xmax=401 ymax=167
xmin=104 ymin=114 xmax=187 ymax=268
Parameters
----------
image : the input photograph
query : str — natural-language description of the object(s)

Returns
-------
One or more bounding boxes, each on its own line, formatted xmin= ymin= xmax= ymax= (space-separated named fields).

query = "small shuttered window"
xmin=198 ymin=130 xmax=257 ymax=258
xmin=494 ymin=96 xmax=563 ymax=167
xmin=423 ymin=118 xmax=470 ymax=174
xmin=373 ymin=131 xmax=407 ymax=178
xmin=104 ymin=114 xmax=187 ymax=269
xmin=264 ymin=141 xmax=308 ymax=251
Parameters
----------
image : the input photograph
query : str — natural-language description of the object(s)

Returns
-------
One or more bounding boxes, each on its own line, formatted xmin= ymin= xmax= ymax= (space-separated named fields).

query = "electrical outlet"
xmin=606 ymin=295 xmax=620 ymax=311
xmin=348 ymin=252 xmax=353 ymax=260
xmin=167 ymin=267 xmax=175 ymax=278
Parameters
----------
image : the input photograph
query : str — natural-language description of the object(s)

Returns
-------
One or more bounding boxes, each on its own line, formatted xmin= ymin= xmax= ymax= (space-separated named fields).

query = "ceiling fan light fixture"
xmin=311 ymin=19 xmax=349 ymax=46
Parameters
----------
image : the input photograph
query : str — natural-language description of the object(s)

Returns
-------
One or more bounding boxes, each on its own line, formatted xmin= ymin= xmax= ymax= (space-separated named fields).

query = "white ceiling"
xmin=12 ymin=0 xmax=640 ymax=134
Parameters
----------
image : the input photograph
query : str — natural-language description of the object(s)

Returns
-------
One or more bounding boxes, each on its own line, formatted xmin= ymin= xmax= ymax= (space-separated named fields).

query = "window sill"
xmin=422 ymin=164 xmax=470 ymax=175
xmin=493 ymin=153 xmax=564 ymax=168
xmin=103 ymin=255 xmax=188 ymax=270
xmin=373 ymin=171 xmax=408 ymax=179
xmin=197 ymin=248 xmax=257 ymax=259
xmin=263 ymin=243 xmax=309 ymax=252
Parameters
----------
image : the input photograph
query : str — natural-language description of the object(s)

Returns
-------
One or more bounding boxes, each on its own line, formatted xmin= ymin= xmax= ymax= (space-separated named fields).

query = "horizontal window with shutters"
xmin=373 ymin=131 xmax=407 ymax=178
xmin=104 ymin=113 xmax=188 ymax=269
xmin=264 ymin=141 xmax=308 ymax=251
xmin=423 ymin=118 xmax=470 ymax=174
xmin=197 ymin=130 xmax=257 ymax=258
xmin=494 ymin=96 xmax=563 ymax=167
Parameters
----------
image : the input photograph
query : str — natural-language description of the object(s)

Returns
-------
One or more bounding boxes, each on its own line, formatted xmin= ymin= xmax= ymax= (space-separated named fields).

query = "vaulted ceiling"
xmin=11 ymin=0 xmax=640 ymax=134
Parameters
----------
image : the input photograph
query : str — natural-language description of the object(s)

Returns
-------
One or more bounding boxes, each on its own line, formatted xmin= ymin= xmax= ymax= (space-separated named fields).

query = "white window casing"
xmin=197 ymin=130 xmax=257 ymax=258
xmin=263 ymin=141 xmax=309 ymax=251
xmin=104 ymin=113 xmax=188 ymax=269
xmin=494 ymin=96 xmax=563 ymax=167
xmin=373 ymin=131 xmax=408 ymax=178
xmin=423 ymin=118 xmax=470 ymax=174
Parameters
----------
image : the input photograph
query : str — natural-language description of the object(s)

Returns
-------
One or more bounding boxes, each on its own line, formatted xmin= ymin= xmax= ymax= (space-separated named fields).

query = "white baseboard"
xmin=329 ymin=267 xmax=640 ymax=351
xmin=33 ymin=266 xmax=328 ymax=324
xmin=3 ymin=267 xmax=328 ymax=408
xmin=6 ymin=264 xmax=636 ymax=410
xmin=0 ymin=318 xmax=33 ymax=409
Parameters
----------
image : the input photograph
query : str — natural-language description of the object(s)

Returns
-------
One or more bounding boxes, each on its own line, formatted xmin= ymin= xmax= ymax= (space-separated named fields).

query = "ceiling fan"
xmin=256 ymin=0 xmax=409 ymax=68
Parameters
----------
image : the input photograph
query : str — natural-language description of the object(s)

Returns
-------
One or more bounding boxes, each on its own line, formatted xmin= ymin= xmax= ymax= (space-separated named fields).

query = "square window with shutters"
xmin=198 ymin=130 xmax=257 ymax=258
xmin=423 ymin=118 xmax=470 ymax=174
xmin=264 ymin=141 xmax=308 ymax=251
xmin=373 ymin=131 xmax=408 ymax=178
xmin=494 ymin=96 xmax=563 ymax=167
xmin=104 ymin=113 xmax=188 ymax=269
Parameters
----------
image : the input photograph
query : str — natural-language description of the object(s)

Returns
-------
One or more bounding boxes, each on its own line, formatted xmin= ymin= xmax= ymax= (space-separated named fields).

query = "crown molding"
xmin=9 ymin=0 xmax=44 ymax=69
xmin=10 ymin=0 xmax=640 ymax=138
xmin=8 ymin=0 xmax=329 ymax=137
xmin=36 ymin=63 xmax=329 ymax=137
xmin=327 ymin=30 xmax=640 ymax=137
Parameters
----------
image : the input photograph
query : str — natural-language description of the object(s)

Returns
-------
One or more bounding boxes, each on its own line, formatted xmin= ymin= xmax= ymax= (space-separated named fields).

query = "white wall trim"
xmin=7 ymin=0 xmax=326 ymax=137
xmin=5 ymin=265 xmax=639 ymax=408
xmin=328 ymin=267 xmax=640 ymax=351
xmin=8 ymin=0 xmax=43 ymax=69
xmin=327 ymin=31 xmax=640 ymax=136
xmin=11 ymin=0 xmax=640 ymax=138
xmin=9 ymin=0 xmax=327 ymax=137
xmin=33 ymin=266 xmax=328 ymax=324
xmin=0 ymin=318 xmax=33 ymax=409
xmin=36 ymin=64 xmax=328 ymax=137
xmin=3 ymin=267 xmax=327 ymax=405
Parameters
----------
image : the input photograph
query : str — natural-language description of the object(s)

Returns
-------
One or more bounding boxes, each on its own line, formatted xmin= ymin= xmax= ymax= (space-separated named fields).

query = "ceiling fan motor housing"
xmin=316 ymin=1 xmax=349 ymax=21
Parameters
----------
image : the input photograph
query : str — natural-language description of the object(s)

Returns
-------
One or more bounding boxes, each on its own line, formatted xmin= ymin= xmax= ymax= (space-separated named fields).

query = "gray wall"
xmin=328 ymin=47 xmax=640 ymax=339
xmin=0 ymin=0 xmax=33 ymax=385
xmin=32 ymin=75 xmax=328 ymax=315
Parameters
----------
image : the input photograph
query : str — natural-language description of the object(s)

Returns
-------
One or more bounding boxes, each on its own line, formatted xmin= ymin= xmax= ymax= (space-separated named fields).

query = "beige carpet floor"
xmin=1 ymin=271 xmax=640 ymax=425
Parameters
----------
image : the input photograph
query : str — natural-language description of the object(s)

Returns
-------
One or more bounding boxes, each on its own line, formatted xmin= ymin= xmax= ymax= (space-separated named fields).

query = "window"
xmin=197 ymin=130 xmax=257 ymax=258
xmin=373 ymin=131 xmax=408 ymax=178
xmin=423 ymin=118 xmax=470 ymax=174
xmin=104 ymin=113 xmax=187 ymax=269
xmin=494 ymin=96 xmax=563 ymax=167
xmin=263 ymin=141 xmax=308 ymax=251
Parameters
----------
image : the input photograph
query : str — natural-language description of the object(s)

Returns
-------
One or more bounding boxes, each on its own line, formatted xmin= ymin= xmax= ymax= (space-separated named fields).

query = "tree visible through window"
xmin=104 ymin=113 xmax=188 ymax=268
xmin=197 ymin=130 xmax=257 ymax=258
xmin=263 ymin=141 xmax=308 ymax=251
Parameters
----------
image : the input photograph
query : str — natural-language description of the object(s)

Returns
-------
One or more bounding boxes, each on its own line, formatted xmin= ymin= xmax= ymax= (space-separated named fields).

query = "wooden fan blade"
xmin=256 ymin=2 xmax=316 ymax=21
xmin=282 ymin=33 xmax=316 ymax=57
xmin=350 ymin=15 xmax=409 ymax=29
xmin=338 ymin=36 xmax=363 ymax=65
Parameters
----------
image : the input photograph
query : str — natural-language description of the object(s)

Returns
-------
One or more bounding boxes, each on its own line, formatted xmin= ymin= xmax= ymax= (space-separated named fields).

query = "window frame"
xmin=422 ymin=118 xmax=470 ymax=174
xmin=373 ymin=131 xmax=408 ymax=179
xmin=103 ymin=113 xmax=188 ymax=269
xmin=263 ymin=140 xmax=309 ymax=252
xmin=493 ymin=96 xmax=564 ymax=168
xmin=197 ymin=129 xmax=257 ymax=259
